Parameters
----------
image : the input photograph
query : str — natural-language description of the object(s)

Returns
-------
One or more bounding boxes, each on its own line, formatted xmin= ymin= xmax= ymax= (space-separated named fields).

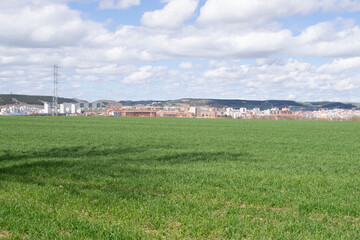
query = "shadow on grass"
xmin=0 ymin=145 xmax=253 ymax=164
xmin=154 ymin=151 xmax=251 ymax=164
xmin=0 ymin=147 xmax=264 ymax=220
xmin=0 ymin=145 xmax=254 ymax=186
xmin=0 ymin=145 xmax=256 ymax=199
xmin=0 ymin=145 xmax=148 ymax=162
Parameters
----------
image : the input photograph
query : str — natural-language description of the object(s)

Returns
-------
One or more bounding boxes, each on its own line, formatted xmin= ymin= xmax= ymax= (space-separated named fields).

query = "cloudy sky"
xmin=1 ymin=0 xmax=360 ymax=102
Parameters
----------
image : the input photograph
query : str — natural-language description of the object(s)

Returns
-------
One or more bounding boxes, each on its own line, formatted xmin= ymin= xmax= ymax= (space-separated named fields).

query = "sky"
xmin=1 ymin=0 xmax=360 ymax=102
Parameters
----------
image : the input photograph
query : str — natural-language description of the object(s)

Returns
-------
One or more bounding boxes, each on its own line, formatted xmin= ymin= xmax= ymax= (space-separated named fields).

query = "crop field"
xmin=0 ymin=116 xmax=359 ymax=239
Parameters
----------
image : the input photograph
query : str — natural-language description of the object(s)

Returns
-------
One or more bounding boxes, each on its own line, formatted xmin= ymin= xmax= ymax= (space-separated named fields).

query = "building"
xmin=108 ymin=109 xmax=156 ymax=117
xmin=198 ymin=110 xmax=216 ymax=118
xmin=71 ymin=104 xmax=77 ymax=114
xmin=60 ymin=103 xmax=72 ymax=114
xmin=44 ymin=102 xmax=50 ymax=114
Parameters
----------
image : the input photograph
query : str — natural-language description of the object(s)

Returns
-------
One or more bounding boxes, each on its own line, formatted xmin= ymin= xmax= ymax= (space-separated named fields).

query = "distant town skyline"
xmin=2 ymin=97 xmax=359 ymax=121
xmin=1 ymin=0 xmax=360 ymax=102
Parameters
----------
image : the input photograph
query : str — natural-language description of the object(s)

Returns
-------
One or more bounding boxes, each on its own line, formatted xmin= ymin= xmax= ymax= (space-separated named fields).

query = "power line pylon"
xmin=53 ymin=64 xmax=59 ymax=116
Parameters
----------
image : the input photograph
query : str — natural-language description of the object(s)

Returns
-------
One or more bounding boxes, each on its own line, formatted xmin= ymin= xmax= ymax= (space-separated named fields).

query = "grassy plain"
xmin=0 ymin=116 xmax=359 ymax=239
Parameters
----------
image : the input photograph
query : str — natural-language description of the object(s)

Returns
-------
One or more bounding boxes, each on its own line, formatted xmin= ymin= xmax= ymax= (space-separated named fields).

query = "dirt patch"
xmin=58 ymin=230 xmax=69 ymax=236
xmin=145 ymin=229 xmax=159 ymax=234
xmin=236 ymin=203 xmax=288 ymax=213
xmin=344 ymin=216 xmax=360 ymax=221
xmin=308 ymin=214 xmax=325 ymax=221
xmin=80 ymin=209 xmax=89 ymax=216
xmin=168 ymin=222 xmax=182 ymax=228
xmin=0 ymin=229 xmax=10 ymax=238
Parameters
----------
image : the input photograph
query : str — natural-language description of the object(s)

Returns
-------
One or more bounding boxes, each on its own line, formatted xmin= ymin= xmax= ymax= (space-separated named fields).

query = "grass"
xmin=0 ymin=116 xmax=359 ymax=239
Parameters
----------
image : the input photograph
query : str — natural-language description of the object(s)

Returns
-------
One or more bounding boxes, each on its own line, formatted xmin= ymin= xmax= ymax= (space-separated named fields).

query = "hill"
xmin=0 ymin=94 xmax=77 ymax=106
xmin=119 ymin=98 xmax=358 ymax=110
xmin=92 ymin=100 xmax=123 ymax=109
xmin=1 ymin=94 xmax=358 ymax=110
xmin=304 ymin=102 xmax=357 ymax=110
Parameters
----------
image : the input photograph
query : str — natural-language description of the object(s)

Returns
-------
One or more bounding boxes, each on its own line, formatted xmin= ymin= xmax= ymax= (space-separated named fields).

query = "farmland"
xmin=0 ymin=116 xmax=359 ymax=239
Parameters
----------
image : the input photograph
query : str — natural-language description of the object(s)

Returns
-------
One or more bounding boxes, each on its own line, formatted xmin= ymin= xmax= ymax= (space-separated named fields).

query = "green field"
xmin=0 ymin=116 xmax=359 ymax=239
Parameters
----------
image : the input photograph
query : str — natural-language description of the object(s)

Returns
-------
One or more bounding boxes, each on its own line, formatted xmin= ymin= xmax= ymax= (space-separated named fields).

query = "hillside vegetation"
xmin=0 ymin=117 xmax=359 ymax=239
xmin=0 ymin=94 xmax=76 ymax=106
xmin=304 ymin=102 xmax=357 ymax=110
xmin=1 ymin=94 xmax=358 ymax=110
xmin=119 ymin=98 xmax=359 ymax=110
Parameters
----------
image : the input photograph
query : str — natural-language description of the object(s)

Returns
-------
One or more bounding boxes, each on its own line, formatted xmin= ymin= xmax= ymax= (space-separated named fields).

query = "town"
xmin=1 ymin=101 xmax=360 ymax=121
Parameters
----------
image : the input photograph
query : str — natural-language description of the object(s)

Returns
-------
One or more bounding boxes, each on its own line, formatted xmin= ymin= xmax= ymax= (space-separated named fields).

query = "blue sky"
xmin=1 ymin=0 xmax=360 ymax=102
xmin=69 ymin=1 xmax=159 ymax=27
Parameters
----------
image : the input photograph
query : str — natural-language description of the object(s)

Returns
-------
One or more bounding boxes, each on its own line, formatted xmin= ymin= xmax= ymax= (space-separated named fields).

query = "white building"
xmin=189 ymin=107 xmax=196 ymax=114
xmin=71 ymin=104 xmax=77 ymax=114
xmin=0 ymin=105 xmax=41 ymax=115
xmin=232 ymin=112 xmax=242 ymax=119
xmin=44 ymin=102 xmax=50 ymax=114
xmin=59 ymin=103 xmax=72 ymax=114
xmin=240 ymin=108 xmax=247 ymax=113
xmin=226 ymin=108 xmax=233 ymax=116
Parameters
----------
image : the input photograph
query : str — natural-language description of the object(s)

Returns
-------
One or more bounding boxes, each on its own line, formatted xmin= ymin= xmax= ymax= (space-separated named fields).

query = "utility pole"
xmin=53 ymin=64 xmax=59 ymax=116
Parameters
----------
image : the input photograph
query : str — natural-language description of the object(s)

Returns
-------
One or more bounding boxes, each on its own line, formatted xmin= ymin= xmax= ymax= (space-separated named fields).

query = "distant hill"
xmin=92 ymin=100 xmax=123 ymax=109
xmin=118 ymin=100 xmax=164 ymax=106
xmin=119 ymin=98 xmax=359 ymax=110
xmin=0 ymin=94 xmax=77 ymax=106
xmin=118 ymin=99 xmax=303 ymax=109
xmin=1 ymin=94 xmax=357 ymax=110
xmin=192 ymin=99 xmax=304 ymax=109
xmin=304 ymin=102 xmax=357 ymax=110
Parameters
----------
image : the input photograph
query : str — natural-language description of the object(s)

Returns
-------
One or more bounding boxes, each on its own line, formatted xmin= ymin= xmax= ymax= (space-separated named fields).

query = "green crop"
xmin=0 ymin=116 xmax=359 ymax=239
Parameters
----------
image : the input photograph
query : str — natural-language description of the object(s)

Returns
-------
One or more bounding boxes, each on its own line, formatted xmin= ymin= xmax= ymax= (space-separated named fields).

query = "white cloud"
xmin=317 ymin=57 xmax=360 ymax=74
xmin=141 ymin=0 xmax=199 ymax=28
xmin=1 ymin=0 xmax=360 ymax=66
xmin=122 ymin=66 xmax=167 ymax=84
xmin=0 ymin=3 xmax=103 ymax=48
xmin=197 ymin=0 xmax=313 ymax=26
xmin=179 ymin=62 xmax=203 ymax=69
xmin=98 ymin=0 xmax=140 ymax=10
xmin=1 ymin=0 xmax=360 ymax=101
xmin=196 ymin=0 xmax=360 ymax=26
xmin=213 ymin=60 xmax=330 ymax=90
xmin=189 ymin=59 xmax=360 ymax=100
xmin=297 ymin=21 xmax=337 ymax=43
xmin=75 ymin=64 xmax=136 ymax=75
xmin=114 ymin=24 xmax=293 ymax=59
xmin=320 ymin=0 xmax=360 ymax=12
xmin=179 ymin=62 xmax=193 ymax=69
xmin=0 ymin=0 xmax=66 ymax=8
xmin=295 ymin=18 xmax=360 ymax=57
